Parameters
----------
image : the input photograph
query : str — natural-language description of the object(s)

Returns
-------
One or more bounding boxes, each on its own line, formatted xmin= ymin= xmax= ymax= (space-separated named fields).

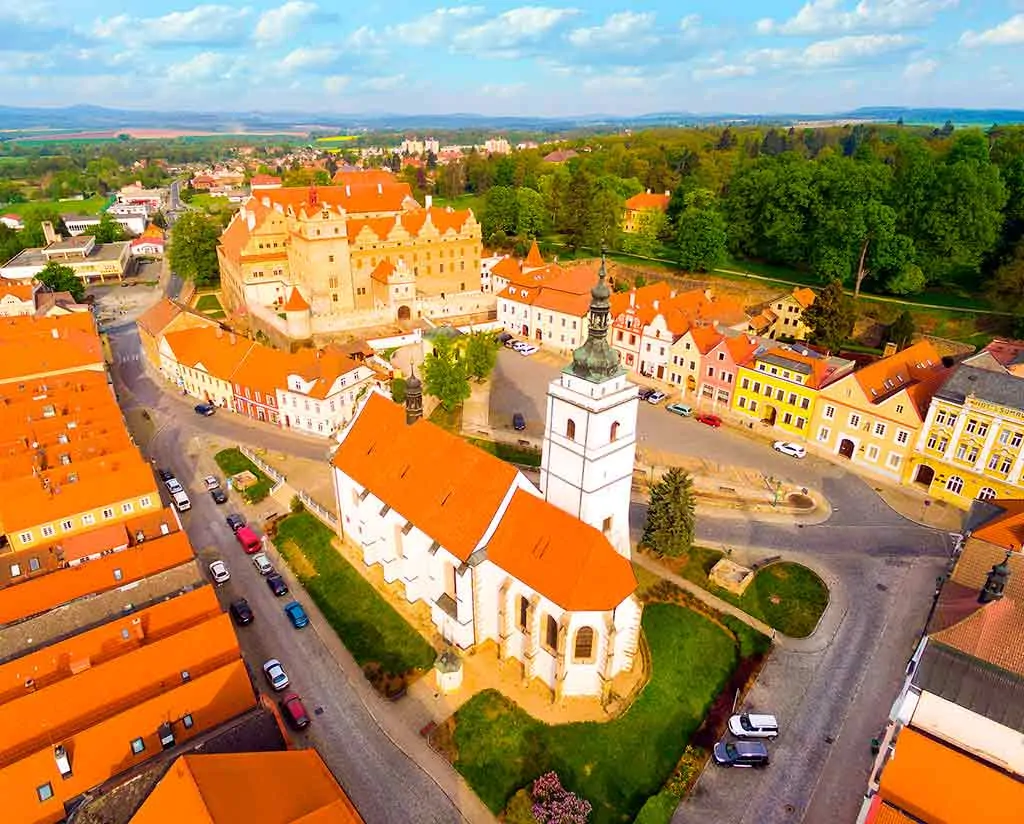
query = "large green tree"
xmin=674 ymin=189 xmax=727 ymax=271
xmin=464 ymin=331 xmax=499 ymax=382
xmin=480 ymin=185 xmax=518 ymax=240
xmin=82 ymin=212 xmax=126 ymax=243
xmin=987 ymin=241 xmax=1024 ymax=317
xmin=423 ymin=336 xmax=470 ymax=411
xmin=641 ymin=467 xmax=697 ymax=557
xmin=801 ymin=280 xmax=856 ymax=352
xmin=38 ymin=260 xmax=85 ymax=302
xmin=169 ymin=211 xmax=221 ymax=286
xmin=886 ymin=310 xmax=917 ymax=349
xmin=0 ymin=224 xmax=25 ymax=265
xmin=515 ymin=187 xmax=548 ymax=238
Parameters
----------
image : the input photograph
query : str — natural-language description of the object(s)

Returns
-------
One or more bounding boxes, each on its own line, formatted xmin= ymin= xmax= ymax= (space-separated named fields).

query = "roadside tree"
xmin=641 ymin=467 xmax=697 ymax=557
xmin=423 ymin=336 xmax=470 ymax=412
xmin=38 ymin=260 xmax=85 ymax=302
xmin=169 ymin=211 xmax=221 ymax=286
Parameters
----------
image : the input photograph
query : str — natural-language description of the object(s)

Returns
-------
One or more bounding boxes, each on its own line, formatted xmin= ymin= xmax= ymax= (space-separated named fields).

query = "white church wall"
xmin=611 ymin=595 xmax=643 ymax=675
xmin=397 ymin=526 xmax=434 ymax=602
xmin=561 ymin=612 xmax=611 ymax=698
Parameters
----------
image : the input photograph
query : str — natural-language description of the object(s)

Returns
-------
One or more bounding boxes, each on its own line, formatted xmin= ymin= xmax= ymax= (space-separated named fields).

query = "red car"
xmin=235 ymin=525 xmax=261 ymax=554
xmin=696 ymin=413 xmax=723 ymax=428
xmin=280 ymin=692 xmax=310 ymax=730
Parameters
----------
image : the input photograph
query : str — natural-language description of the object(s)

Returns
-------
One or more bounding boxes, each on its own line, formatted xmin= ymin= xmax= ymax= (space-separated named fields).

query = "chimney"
xmin=425 ymin=194 xmax=432 ymax=209
xmin=51 ymin=328 xmax=59 ymax=340
xmin=54 ymin=745 xmax=72 ymax=779
xmin=345 ymin=184 xmax=351 ymax=197
xmin=652 ymin=300 xmax=659 ymax=310
xmin=979 ymin=551 xmax=1012 ymax=604
xmin=704 ymin=288 xmax=713 ymax=301
xmin=215 ymin=327 xmax=223 ymax=338
xmin=229 ymin=332 xmax=236 ymax=345
xmin=883 ymin=341 xmax=898 ymax=358
xmin=646 ymin=188 xmax=651 ymax=194
xmin=377 ymin=182 xmax=383 ymax=195
xmin=665 ymin=190 xmax=670 ymax=197
xmin=42 ymin=221 xmax=58 ymax=245
xmin=629 ymin=290 xmax=635 ymax=308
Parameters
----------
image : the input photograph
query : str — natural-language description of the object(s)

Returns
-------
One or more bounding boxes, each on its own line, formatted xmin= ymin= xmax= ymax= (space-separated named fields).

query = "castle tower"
xmin=405 ymin=367 xmax=423 ymax=425
xmin=539 ymin=255 xmax=638 ymax=557
xmin=284 ymin=286 xmax=312 ymax=340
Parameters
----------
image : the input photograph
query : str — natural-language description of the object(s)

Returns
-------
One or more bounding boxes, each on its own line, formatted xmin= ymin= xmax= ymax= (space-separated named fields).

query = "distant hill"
xmin=0 ymin=104 xmax=1021 ymax=137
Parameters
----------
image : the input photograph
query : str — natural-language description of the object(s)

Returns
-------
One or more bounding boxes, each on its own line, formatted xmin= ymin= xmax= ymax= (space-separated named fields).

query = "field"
xmin=3 ymin=195 xmax=110 ymax=216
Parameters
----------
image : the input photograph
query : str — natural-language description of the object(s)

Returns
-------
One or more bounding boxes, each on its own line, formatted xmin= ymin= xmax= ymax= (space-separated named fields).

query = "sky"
xmin=2 ymin=1 xmax=1023 ymax=117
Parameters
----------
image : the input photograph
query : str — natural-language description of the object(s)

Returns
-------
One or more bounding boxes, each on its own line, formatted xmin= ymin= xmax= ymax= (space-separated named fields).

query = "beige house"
xmin=748 ymin=287 xmax=816 ymax=341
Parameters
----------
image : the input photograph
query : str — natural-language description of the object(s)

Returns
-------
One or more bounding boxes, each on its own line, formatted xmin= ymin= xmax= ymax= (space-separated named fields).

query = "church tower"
xmin=539 ymin=255 xmax=638 ymax=558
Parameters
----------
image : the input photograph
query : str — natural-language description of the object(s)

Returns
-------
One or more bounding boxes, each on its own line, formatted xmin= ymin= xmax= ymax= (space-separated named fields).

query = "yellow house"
xmin=748 ymin=287 xmax=816 ymax=342
xmin=160 ymin=326 xmax=255 ymax=408
xmin=622 ymin=191 xmax=670 ymax=233
xmin=906 ymin=352 xmax=1024 ymax=508
xmin=811 ymin=341 xmax=952 ymax=482
xmin=733 ymin=345 xmax=855 ymax=440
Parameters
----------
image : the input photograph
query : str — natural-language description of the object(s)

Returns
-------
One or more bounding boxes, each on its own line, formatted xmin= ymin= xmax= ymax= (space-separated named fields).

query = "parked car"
xmin=194 ymin=403 xmax=216 ymax=416
xmin=235 ymin=525 xmax=261 ymax=553
xmin=696 ymin=413 xmax=723 ymax=428
xmin=772 ymin=441 xmax=806 ymax=459
xmin=266 ymin=573 xmax=289 ymax=597
xmin=164 ymin=477 xmax=183 ymax=495
xmin=252 ymin=552 xmax=274 ymax=576
xmin=666 ymin=403 xmax=693 ymax=417
xmin=225 ymin=513 xmax=246 ymax=533
xmin=157 ymin=468 xmax=174 ymax=482
xmin=210 ymin=487 xmax=228 ymax=504
xmin=637 ymin=387 xmax=655 ymax=401
xmin=229 ymin=598 xmax=254 ymax=626
xmin=512 ymin=412 xmax=526 ymax=431
xmin=279 ymin=692 xmax=310 ymax=729
xmin=209 ymin=560 xmax=230 ymax=585
xmin=284 ymin=601 xmax=309 ymax=629
xmin=171 ymin=490 xmax=191 ymax=512
xmin=728 ymin=713 xmax=780 ymax=739
xmin=203 ymin=475 xmax=221 ymax=490
xmin=510 ymin=340 xmax=528 ymax=352
xmin=646 ymin=390 xmax=667 ymax=405
xmin=518 ymin=345 xmax=539 ymax=356
xmin=712 ymin=740 xmax=770 ymax=768
xmin=262 ymin=659 xmax=290 ymax=691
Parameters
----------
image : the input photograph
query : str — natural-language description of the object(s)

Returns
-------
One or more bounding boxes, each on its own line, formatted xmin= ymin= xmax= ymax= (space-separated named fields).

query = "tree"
xmin=82 ymin=212 xmax=125 ymax=243
xmin=390 ymin=377 xmax=407 ymax=404
xmin=621 ymin=209 xmax=666 ymax=257
xmin=987 ymin=241 xmax=1024 ymax=316
xmin=885 ymin=263 xmax=926 ymax=295
xmin=886 ymin=310 xmax=916 ymax=350
xmin=530 ymin=772 xmax=592 ymax=824
xmin=480 ymin=185 xmax=518 ymax=239
xmin=0 ymin=224 xmax=25 ymax=265
xmin=641 ymin=467 xmax=696 ymax=557
xmin=423 ymin=336 xmax=470 ymax=411
xmin=37 ymin=261 xmax=85 ymax=302
xmin=801 ymin=279 xmax=856 ymax=352
xmin=169 ymin=211 xmax=221 ymax=286
xmin=674 ymin=189 xmax=727 ymax=271
xmin=464 ymin=331 xmax=499 ymax=382
xmin=515 ymin=187 xmax=548 ymax=238
xmin=151 ymin=210 xmax=168 ymax=230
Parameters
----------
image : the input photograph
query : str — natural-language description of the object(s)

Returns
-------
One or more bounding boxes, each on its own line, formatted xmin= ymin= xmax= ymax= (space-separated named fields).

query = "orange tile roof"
xmin=531 ymin=287 xmax=591 ymax=317
xmin=231 ymin=343 xmax=293 ymax=397
xmin=140 ymin=223 xmax=165 ymax=241
xmin=872 ymin=801 xmax=921 ymax=824
xmin=348 ymin=206 xmax=474 ymax=241
xmin=490 ymin=256 xmax=522 ymax=280
xmin=487 ymin=490 xmax=636 ymax=610
xmin=950 ymin=540 xmax=1024 ymax=602
xmin=791 ymin=287 xmax=816 ymax=308
xmin=688 ymin=325 xmax=724 ymax=354
xmin=852 ymin=340 xmax=950 ymax=415
xmin=625 ymin=192 xmax=670 ymax=211
xmin=163 ymin=326 xmax=256 ymax=382
xmin=332 ymin=393 xmax=518 ymax=561
xmin=250 ymin=173 xmax=282 ymax=186
xmin=132 ymin=750 xmax=363 ymax=824
xmin=331 ymin=169 xmax=397 ymax=186
xmin=524 ymin=239 xmax=545 ymax=268
xmin=724 ymin=334 xmax=761 ymax=365
xmin=0 ymin=531 xmax=194 ymax=626
xmin=58 ymin=521 xmax=130 ymax=562
xmin=878 ymin=727 xmax=1024 ymax=823
xmin=0 ymin=314 xmax=104 ymax=383
xmin=0 ymin=282 xmax=35 ymax=301
xmin=283 ymin=287 xmax=310 ymax=312
xmin=371 ymin=259 xmax=396 ymax=283
xmin=971 ymin=500 xmax=1024 ymax=550
xmin=260 ymin=182 xmax=412 ymax=216
xmin=136 ymin=299 xmax=183 ymax=338
xmin=610 ymin=281 xmax=674 ymax=319
xmin=283 ymin=347 xmax=363 ymax=401
xmin=0 ymin=659 xmax=255 ymax=824
xmin=748 ymin=312 xmax=773 ymax=333
xmin=930 ymin=597 xmax=1024 ymax=676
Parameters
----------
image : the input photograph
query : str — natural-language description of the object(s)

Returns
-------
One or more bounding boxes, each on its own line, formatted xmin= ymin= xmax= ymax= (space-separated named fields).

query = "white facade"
xmin=63 ymin=214 xmax=147 ymax=236
xmin=276 ymin=365 xmax=374 ymax=437
xmin=480 ymin=254 xmax=505 ymax=293
xmin=637 ymin=315 xmax=678 ymax=381
xmin=540 ymin=369 xmax=638 ymax=558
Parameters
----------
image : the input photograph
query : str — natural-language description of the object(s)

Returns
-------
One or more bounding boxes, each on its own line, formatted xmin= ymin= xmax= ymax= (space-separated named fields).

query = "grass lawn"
xmin=432 ymin=193 xmax=485 ymax=214
xmin=5 ymin=195 xmax=110 ymax=216
xmin=195 ymin=293 xmax=223 ymax=312
xmin=190 ymin=192 xmax=240 ymax=213
xmin=428 ymin=403 xmax=463 ymax=433
xmin=274 ymin=513 xmax=436 ymax=679
xmin=213 ymin=448 xmax=273 ymax=503
xmin=467 ymin=437 xmax=541 ymax=467
xmin=451 ymin=603 xmax=741 ymax=823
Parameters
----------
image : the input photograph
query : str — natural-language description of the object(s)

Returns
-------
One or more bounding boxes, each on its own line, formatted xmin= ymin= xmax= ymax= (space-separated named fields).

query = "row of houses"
xmin=138 ymin=296 xmax=377 ymax=437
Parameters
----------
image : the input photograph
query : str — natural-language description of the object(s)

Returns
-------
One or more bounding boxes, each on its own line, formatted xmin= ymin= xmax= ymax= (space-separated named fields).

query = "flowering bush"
xmin=530 ymin=772 xmax=592 ymax=824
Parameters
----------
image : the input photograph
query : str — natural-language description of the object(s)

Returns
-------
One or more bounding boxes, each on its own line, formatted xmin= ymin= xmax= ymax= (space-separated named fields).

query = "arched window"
xmin=977 ymin=486 xmax=997 ymax=502
xmin=566 ymin=419 xmax=576 ymax=441
xmin=518 ymin=596 xmax=529 ymax=631
xmin=946 ymin=475 xmax=964 ymax=495
xmin=444 ymin=563 xmax=457 ymax=599
xmin=610 ymin=421 xmax=620 ymax=442
xmin=544 ymin=615 xmax=558 ymax=652
xmin=573 ymin=627 xmax=595 ymax=663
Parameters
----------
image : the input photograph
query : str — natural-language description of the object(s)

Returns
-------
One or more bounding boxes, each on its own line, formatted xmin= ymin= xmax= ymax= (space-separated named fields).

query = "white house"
xmin=332 ymin=262 xmax=643 ymax=700
xmin=276 ymin=351 xmax=375 ymax=437
xmin=1 ymin=214 xmax=23 ymax=231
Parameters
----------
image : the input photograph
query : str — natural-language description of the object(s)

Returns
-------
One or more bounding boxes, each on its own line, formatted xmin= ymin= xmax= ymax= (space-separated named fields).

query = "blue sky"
xmin=2 ymin=1 xmax=1023 ymax=116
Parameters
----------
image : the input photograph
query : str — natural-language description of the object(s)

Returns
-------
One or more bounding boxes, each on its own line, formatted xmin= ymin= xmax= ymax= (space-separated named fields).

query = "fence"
xmin=237 ymin=445 xmax=339 ymax=530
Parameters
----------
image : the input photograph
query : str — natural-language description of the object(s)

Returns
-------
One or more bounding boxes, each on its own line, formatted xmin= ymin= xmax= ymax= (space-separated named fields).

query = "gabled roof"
xmin=283 ymin=287 xmax=310 ymax=312
xmin=260 ymin=182 xmax=413 ymax=216
xmin=931 ymin=598 xmax=1024 ymax=678
xmin=724 ymin=334 xmax=761 ymax=365
xmin=0 ymin=314 xmax=103 ymax=383
xmin=624 ymin=192 xmax=670 ymax=211
xmin=486 ymin=490 xmax=636 ymax=611
xmin=791 ymin=287 xmax=816 ymax=308
xmin=982 ymin=338 xmax=1024 ymax=368
xmin=688 ymin=325 xmax=724 ymax=354
xmin=0 ymin=282 xmax=35 ymax=301
xmin=163 ymin=326 xmax=255 ymax=382
xmin=332 ymin=393 xmax=518 ymax=561
xmin=970 ymin=499 xmax=1024 ymax=550
xmin=936 ymin=361 xmax=1024 ymax=409
xmin=950 ymin=539 xmax=1024 ymax=602
xmin=137 ymin=299 xmax=183 ymax=338
xmin=850 ymin=340 xmax=950 ymax=416
xmin=347 ymin=206 xmax=475 ymax=242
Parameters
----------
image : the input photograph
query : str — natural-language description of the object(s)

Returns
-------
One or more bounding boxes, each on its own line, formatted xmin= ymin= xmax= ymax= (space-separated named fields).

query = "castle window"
xmin=544 ymin=615 xmax=558 ymax=653
xmin=566 ymin=419 xmax=576 ymax=441
xmin=610 ymin=421 xmax=620 ymax=442
xmin=573 ymin=627 xmax=595 ymax=663
xmin=518 ymin=596 xmax=529 ymax=631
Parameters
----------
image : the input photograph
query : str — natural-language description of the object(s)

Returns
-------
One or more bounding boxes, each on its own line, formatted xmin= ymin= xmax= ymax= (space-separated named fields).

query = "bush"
xmin=391 ymin=377 xmax=407 ymax=404
xmin=531 ymin=772 xmax=592 ymax=824
xmin=503 ymin=789 xmax=537 ymax=824
xmin=290 ymin=495 xmax=304 ymax=514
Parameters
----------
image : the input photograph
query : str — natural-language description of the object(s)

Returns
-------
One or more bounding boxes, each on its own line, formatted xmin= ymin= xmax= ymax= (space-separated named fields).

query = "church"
xmin=330 ymin=260 xmax=644 ymax=700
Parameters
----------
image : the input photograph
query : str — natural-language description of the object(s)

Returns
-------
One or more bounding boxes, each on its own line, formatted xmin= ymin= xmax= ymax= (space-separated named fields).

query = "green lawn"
xmin=467 ymin=438 xmax=542 ymax=467
xmin=190 ymin=192 xmax=240 ymax=213
xmin=452 ymin=603 xmax=742 ymax=823
xmin=432 ymin=193 xmax=485 ymax=214
xmin=274 ymin=513 xmax=436 ymax=680
xmin=4 ymin=195 xmax=111 ymax=216
xmin=213 ymin=448 xmax=273 ymax=503
xmin=195 ymin=293 xmax=223 ymax=312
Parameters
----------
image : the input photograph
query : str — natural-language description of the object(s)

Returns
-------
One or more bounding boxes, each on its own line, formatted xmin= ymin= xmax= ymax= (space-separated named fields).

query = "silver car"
xmin=262 ymin=659 xmax=290 ymax=691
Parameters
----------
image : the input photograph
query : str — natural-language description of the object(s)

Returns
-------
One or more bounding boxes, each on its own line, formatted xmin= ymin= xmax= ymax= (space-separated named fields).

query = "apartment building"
xmin=667 ymin=327 xmax=761 ymax=409
xmin=622 ymin=190 xmax=670 ymax=234
xmin=161 ymin=326 xmax=256 ymax=408
xmin=748 ymin=287 xmax=816 ymax=342
xmin=811 ymin=341 xmax=952 ymax=482
xmin=497 ymin=261 xmax=598 ymax=355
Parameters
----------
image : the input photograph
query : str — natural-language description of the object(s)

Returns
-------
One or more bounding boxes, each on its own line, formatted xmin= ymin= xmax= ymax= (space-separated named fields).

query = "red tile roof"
xmin=950 ymin=540 xmax=1024 ymax=602
xmin=283 ymin=287 xmax=310 ymax=312
xmin=250 ymin=173 xmax=282 ymax=186
xmin=930 ymin=597 xmax=1024 ymax=676
xmin=852 ymin=340 xmax=950 ymax=416
xmin=163 ymin=326 xmax=255 ymax=382
xmin=524 ymin=239 xmax=545 ymax=268
xmin=347 ymin=206 xmax=474 ymax=241
xmin=487 ymin=490 xmax=636 ymax=611
xmin=971 ymin=500 xmax=1024 ymax=550
xmin=791 ymin=287 xmax=816 ymax=308
xmin=260 ymin=183 xmax=412 ymax=216
xmin=625 ymin=192 xmax=670 ymax=211
xmin=687 ymin=326 xmax=724 ymax=354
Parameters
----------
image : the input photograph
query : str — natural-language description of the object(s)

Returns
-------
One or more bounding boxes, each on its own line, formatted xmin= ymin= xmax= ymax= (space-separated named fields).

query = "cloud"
xmin=707 ymin=32 xmax=915 ymax=78
xmin=92 ymin=5 xmax=252 ymax=46
xmin=960 ymin=14 xmax=1024 ymax=47
xmin=166 ymin=51 xmax=236 ymax=83
xmin=323 ymin=75 xmax=350 ymax=94
xmin=562 ymin=11 xmax=705 ymax=65
xmin=567 ymin=11 xmax=656 ymax=49
xmin=480 ymin=81 xmax=527 ymax=98
xmin=363 ymin=74 xmax=406 ymax=91
xmin=453 ymin=6 xmax=579 ymax=56
xmin=254 ymin=1 xmax=318 ymax=44
xmin=278 ymin=46 xmax=339 ymax=72
xmin=903 ymin=57 xmax=938 ymax=81
xmin=757 ymin=0 xmax=957 ymax=37
xmin=390 ymin=6 xmax=484 ymax=46
xmin=692 ymin=63 xmax=756 ymax=80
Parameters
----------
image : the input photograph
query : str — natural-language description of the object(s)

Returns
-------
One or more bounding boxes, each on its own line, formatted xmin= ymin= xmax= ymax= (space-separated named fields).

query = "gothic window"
xmin=566 ymin=419 xmax=576 ymax=441
xmin=544 ymin=615 xmax=558 ymax=653
xmin=573 ymin=627 xmax=595 ymax=663
xmin=610 ymin=421 xmax=620 ymax=442
xmin=518 ymin=596 xmax=529 ymax=631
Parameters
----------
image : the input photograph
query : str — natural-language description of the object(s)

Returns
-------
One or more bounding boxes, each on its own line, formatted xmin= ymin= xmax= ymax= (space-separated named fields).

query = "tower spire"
xmin=405 ymin=364 xmax=423 ymax=425
xmin=567 ymin=249 xmax=622 ymax=383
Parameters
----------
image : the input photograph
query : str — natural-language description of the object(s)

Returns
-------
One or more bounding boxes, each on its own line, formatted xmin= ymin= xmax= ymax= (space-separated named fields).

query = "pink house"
xmin=669 ymin=328 xmax=759 ymax=410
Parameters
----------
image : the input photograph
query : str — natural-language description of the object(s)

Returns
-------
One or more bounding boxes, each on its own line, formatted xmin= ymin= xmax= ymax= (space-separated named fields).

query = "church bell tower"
xmin=539 ymin=254 xmax=638 ymax=557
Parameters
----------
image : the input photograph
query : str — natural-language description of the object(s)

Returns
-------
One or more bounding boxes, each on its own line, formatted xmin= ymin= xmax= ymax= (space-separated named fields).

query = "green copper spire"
xmin=567 ymin=252 xmax=623 ymax=383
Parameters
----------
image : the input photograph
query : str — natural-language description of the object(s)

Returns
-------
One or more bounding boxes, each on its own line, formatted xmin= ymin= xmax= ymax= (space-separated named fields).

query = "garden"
xmin=213 ymin=448 xmax=273 ymax=504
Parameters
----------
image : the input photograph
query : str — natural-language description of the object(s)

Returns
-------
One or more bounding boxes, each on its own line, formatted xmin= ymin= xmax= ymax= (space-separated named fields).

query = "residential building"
xmin=0 ymin=281 xmax=38 ymax=317
xmin=668 ymin=327 xmax=761 ymax=409
xmin=622 ymin=190 xmax=670 ymax=234
xmin=115 ymin=182 xmax=165 ymax=213
xmin=489 ymin=240 xmax=549 ymax=295
xmin=1 ymin=214 xmax=24 ymax=230
xmin=249 ymin=173 xmax=282 ymax=190
xmin=275 ymin=347 xmax=376 ymax=437
xmin=333 ymin=268 xmax=642 ymax=700
xmin=732 ymin=344 xmax=856 ymax=440
xmin=0 ymin=313 xmax=104 ymax=384
xmin=906 ymin=352 xmax=1024 ymax=507
xmin=1 ymin=222 xmax=130 ymax=284
xmin=135 ymin=298 xmax=215 ymax=375
xmin=484 ymin=137 xmax=511 ymax=154
xmin=811 ymin=341 xmax=952 ymax=481
xmin=981 ymin=338 xmax=1024 ymax=378
xmin=63 ymin=213 xmax=148 ymax=237
xmin=543 ymin=149 xmax=578 ymax=163
xmin=129 ymin=224 xmax=165 ymax=257
xmin=160 ymin=326 xmax=255 ymax=408
xmin=497 ymin=261 xmax=598 ymax=355
xmin=748 ymin=287 xmax=816 ymax=341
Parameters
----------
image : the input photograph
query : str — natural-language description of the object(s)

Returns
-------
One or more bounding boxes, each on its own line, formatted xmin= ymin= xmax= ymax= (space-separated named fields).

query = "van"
xmin=171 ymin=490 xmax=191 ymax=512
xmin=235 ymin=525 xmax=261 ymax=554
xmin=728 ymin=713 xmax=779 ymax=739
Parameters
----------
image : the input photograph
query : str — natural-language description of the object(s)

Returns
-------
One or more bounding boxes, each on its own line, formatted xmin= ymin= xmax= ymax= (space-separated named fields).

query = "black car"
xmin=229 ymin=598 xmax=254 ymax=626
xmin=266 ymin=573 xmax=289 ymax=597
xmin=225 ymin=513 xmax=245 ymax=532
xmin=512 ymin=412 xmax=526 ymax=431
xmin=637 ymin=387 xmax=656 ymax=401
xmin=157 ymin=468 xmax=174 ymax=482
xmin=211 ymin=488 xmax=228 ymax=505
xmin=712 ymin=740 xmax=770 ymax=768
xmin=194 ymin=403 xmax=216 ymax=416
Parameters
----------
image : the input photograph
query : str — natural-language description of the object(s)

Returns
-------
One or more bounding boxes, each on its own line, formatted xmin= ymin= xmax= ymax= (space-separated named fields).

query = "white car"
xmin=519 ymin=345 xmax=539 ymax=356
xmin=647 ymin=390 xmax=667 ymax=405
xmin=203 ymin=475 xmax=221 ymax=491
xmin=165 ymin=478 xmax=183 ymax=495
xmin=252 ymin=552 xmax=274 ymax=576
xmin=772 ymin=441 xmax=806 ymax=459
xmin=510 ymin=340 xmax=529 ymax=352
xmin=728 ymin=712 xmax=779 ymax=739
xmin=263 ymin=658 xmax=290 ymax=691
xmin=209 ymin=560 xmax=230 ymax=584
